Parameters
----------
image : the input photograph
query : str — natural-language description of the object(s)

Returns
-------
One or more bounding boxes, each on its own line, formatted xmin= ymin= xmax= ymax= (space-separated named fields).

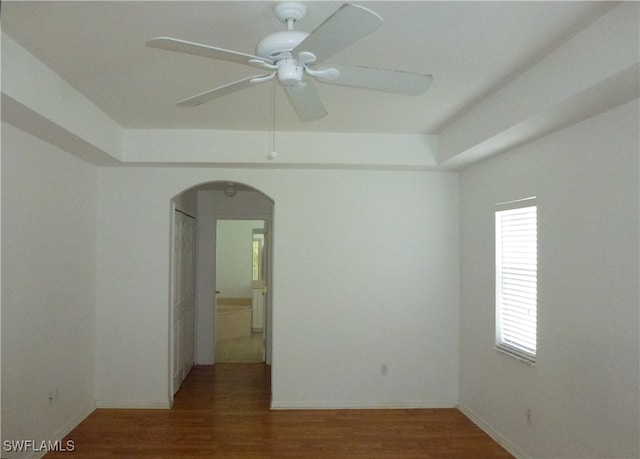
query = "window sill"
xmin=494 ymin=345 xmax=536 ymax=366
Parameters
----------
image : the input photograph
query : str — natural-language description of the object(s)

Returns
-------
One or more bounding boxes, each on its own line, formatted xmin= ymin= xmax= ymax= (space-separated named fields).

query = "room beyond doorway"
xmin=215 ymin=219 xmax=268 ymax=363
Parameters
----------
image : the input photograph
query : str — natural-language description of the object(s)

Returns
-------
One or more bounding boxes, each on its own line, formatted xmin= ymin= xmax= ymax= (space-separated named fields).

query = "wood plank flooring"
xmin=216 ymin=333 xmax=265 ymax=363
xmin=45 ymin=364 xmax=514 ymax=458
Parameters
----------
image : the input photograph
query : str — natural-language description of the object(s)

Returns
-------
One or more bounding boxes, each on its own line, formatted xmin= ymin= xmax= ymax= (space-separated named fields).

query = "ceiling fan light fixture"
xmin=277 ymin=59 xmax=304 ymax=85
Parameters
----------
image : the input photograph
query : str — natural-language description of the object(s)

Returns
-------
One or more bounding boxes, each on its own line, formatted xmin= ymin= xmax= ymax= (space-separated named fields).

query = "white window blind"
xmin=495 ymin=198 xmax=537 ymax=362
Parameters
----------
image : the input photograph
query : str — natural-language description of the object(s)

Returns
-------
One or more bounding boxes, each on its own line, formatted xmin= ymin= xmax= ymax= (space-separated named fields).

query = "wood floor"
xmin=45 ymin=364 xmax=514 ymax=458
xmin=216 ymin=332 xmax=265 ymax=363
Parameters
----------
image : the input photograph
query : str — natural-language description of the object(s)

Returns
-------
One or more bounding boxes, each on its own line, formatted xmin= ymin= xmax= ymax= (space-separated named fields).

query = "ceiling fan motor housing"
xmin=256 ymin=30 xmax=308 ymax=60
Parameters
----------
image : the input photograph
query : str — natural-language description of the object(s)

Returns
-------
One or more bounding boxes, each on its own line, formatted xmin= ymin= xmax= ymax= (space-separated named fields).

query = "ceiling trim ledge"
xmin=437 ymin=1 xmax=639 ymax=171
xmin=1 ymin=33 xmax=123 ymax=165
xmin=438 ymin=64 xmax=639 ymax=171
xmin=1 ymin=94 xmax=120 ymax=166
xmin=122 ymin=129 xmax=438 ymax=170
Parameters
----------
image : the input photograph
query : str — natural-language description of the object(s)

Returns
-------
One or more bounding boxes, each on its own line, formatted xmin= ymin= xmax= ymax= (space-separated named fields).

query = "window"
xmin=252 ymin=229 xmax=265 ymax=282
xmin=495 ymin=198 xmax=537 ymax=363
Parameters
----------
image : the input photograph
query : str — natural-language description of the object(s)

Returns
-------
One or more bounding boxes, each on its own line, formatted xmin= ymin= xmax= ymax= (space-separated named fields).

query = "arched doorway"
xmin=170 ymin=181 xmax=274 ymax=397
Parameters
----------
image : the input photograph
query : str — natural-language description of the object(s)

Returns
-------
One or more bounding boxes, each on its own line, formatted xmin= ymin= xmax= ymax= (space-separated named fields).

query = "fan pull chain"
xmin=268 ymin=78 xmax=278 ymax=160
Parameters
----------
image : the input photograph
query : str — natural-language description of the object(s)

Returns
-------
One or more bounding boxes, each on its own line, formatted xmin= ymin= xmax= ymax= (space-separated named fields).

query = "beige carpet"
xmin=215 ymin=332 xmax=265 ymax=363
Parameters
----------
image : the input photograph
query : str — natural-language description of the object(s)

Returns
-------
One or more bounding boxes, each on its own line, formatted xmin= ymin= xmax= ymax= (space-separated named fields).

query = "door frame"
xmin=212 ymin=215 xmax=273 ymax=365
xmin=169 ymin=183 xmax=275 ymax=405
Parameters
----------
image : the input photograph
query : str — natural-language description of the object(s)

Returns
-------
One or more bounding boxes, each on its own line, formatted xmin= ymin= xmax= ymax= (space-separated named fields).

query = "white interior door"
xmin=171 ymin=209 xmax=196 ymax=394
xmin=181 ymin=214 xmax=196 ymax=376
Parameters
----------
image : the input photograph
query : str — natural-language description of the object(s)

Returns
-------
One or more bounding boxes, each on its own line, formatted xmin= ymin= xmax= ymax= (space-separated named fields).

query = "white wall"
xmin=94 ymin=167 xmax=176 ymax=407
xmin=270 ymin=169 xmax=460 ymax=408
xmin=93 ymin=167 xmax=459 ymax=409
xmin=458 ymin=99 xmax=639 ymax=458
xmin=172 ymin=188 xmax=197 ymax=217
xmin=1 ymin=123 xmax=97 ymax=457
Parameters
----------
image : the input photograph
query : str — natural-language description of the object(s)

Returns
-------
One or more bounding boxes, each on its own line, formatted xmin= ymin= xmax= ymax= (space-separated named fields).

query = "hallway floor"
xmin=216 ymin=332 xmax=265 ymax=363
xmin=45 ymin=364 xmax=514 ymax=458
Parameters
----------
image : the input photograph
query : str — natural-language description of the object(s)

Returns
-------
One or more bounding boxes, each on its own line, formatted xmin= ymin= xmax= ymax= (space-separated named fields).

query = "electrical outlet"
xmin=380 ymin=364 xmax=388 ymax=376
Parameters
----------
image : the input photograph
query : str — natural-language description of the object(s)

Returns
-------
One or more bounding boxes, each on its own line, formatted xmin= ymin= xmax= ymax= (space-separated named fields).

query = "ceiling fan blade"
xmin=314 ymin=64 xmax=433 ymax=96
xmin=283 ymin=79 xmax=327 ymax=122
xmin=146 ymin=37 xmax=273 ymax=69
xmin=176 ymin=74 xmax=272 ymax=107
xmin=293 ymin=4 xmax=382 ymax=64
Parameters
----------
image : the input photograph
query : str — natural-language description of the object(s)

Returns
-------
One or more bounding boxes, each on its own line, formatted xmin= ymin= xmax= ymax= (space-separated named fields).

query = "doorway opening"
xmin=215 ymin=219 xmax=268 ymax=363
xmin=170 ymin=181 xmax=274 ymax=399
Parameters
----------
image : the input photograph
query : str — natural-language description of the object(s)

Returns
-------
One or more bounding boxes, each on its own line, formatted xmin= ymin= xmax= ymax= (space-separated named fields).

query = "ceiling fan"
xmin=146 ymin=2 xmax=433 ymax=122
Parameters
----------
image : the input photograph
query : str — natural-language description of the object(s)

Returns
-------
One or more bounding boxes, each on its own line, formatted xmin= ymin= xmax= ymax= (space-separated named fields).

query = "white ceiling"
xmin=1 ymin=1 xmax=614 ymax=135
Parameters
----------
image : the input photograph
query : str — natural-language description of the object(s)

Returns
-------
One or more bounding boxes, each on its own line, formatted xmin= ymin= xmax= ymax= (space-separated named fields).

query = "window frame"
xmin=495 ymin=197 xmax=537 ymax=364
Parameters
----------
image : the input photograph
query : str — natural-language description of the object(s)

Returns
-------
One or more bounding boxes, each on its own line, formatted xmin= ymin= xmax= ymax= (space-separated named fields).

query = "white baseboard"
xmin=457 ymin=403 xmax=530 ymax=459
xmin=271 ymin=400 xmax=458 ymax=410
xmin=52 ymin=402 xmax=95 ymax=440
xmin=26 ymin=403 xmax=96 ymax=459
